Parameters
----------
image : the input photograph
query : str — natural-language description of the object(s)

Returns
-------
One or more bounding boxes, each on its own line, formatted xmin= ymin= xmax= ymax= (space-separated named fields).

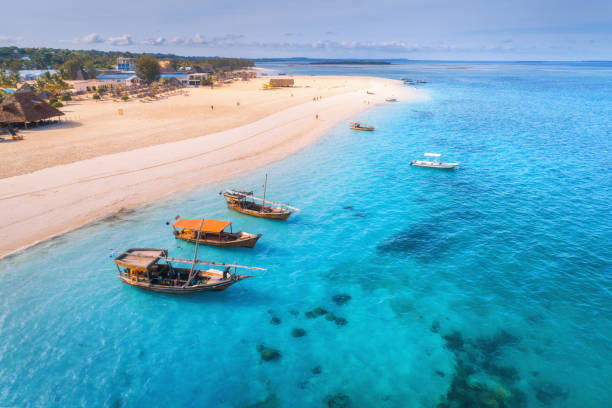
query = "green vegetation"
xmin=135 ymin=55 xmax=161 ymax=84
xmin=34 ymin=71 xmax=69 ymax=93
xmin=51 ymin=101 xmax=63 ymax=108
xmin=121 ymin=95 xmax=129 ymax=101
xmin=60 ymin=94 xmax=71 ymax=102
xmin=0 ymin=89 xmax=7 ymax=103
xmin=199 ymin=76 xmax=213 ymax=86
xmin=0 ymin=69 xmax=21 ymax=88
xmin=0 ymin=46 xmax=254 ymax=74
xmin=92 ymin=94 xmax=100 ymax=100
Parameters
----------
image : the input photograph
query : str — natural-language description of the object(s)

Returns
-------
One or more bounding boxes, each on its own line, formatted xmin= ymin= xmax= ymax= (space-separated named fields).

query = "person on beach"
xmin=211 ymin=105 xmax=214 ymax=110
xmin=316 ymin=114 xmax=319 ymax=120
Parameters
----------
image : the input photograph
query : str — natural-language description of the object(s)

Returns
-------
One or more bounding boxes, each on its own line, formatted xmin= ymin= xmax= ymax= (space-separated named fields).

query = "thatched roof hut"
xmin=0 ymin=91 xmax=64 ymax=125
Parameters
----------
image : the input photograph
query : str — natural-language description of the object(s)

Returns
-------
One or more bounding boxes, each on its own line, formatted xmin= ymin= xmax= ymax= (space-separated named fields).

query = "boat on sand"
xmin=173 ymin=218 xmax=261 ymax=248
xmin=410 ymin=153 xmax=459 ymax=169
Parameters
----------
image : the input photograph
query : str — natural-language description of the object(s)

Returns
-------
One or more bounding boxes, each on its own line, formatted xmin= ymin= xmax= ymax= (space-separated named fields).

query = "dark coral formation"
xmin=325 ymin=393 xmax=351 ymax=408
xmin=431 ymin=320 xmax=441 ymax=333
xmin=305 ymin=306 xmax=327 ymax=318
xmin=334 ymin=317 xmax=348 ymax=326
xmin=530 ymin=381 xmax=568 ymax=405
xmin=291 ymin=328 xmax=307 ymax=337
xmin=245 ymin=393 xmax=281 ymax=408
xmin=437 ymin=361 xmax=526 ymax=408
xmin=332 ymin=294 xmax=352 ymax=306
xmin=257 ymin=344 xmax=281 ymax=362
xmin=270 ymin=316 xmax=281 ymax=325
xmin=438 ymin=330 xmax=528 ymax=407
xmin=312 ymin=365 xmax=322 ymax=375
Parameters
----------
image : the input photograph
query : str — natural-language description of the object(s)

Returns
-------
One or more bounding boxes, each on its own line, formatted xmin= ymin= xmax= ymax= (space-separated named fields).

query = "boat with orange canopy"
xmin=172 ymin=218 xmax=261 ymax=248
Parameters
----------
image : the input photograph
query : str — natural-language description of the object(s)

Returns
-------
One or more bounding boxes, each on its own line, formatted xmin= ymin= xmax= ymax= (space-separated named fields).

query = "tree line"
xmin=0 ymin=47 xmax=254 ymax=80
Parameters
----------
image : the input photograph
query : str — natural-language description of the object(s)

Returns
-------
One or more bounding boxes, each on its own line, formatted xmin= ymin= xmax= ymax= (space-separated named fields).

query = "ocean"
xmin=0 ymin=61 xmax=610 ymax=407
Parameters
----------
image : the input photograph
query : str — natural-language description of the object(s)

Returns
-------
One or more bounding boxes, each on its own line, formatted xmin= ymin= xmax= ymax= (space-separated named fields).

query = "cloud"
xmin=106 ymin=34 xmax=133 ymax=46
xmin=142 ymin=36 xmax=166 ymax=46
xmin=0 ymin=35 xmax=23 ymax=43
xmin=81 ymin=33 xmax=104 ymax=44
xmin=212 ymin=34 xmax=245 ymax=42
xmin=189 ymin=34 xmax=207 ymax=45
xmin=168 ymin=36 xmax=186 ymax=45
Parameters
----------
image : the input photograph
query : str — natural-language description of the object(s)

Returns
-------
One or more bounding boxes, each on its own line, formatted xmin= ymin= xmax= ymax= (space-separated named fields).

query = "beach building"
xmin=117 ymin=57 xmax=135 ymax=72
xmin=186 ymin=73 xmax=211 ymax=86
xmin=269 ymin=78 xmax=294 ymax=87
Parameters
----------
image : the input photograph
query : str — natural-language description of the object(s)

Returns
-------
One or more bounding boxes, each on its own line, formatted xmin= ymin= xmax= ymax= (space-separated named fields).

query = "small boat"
xmin=114 ymin=248 xmax=264 ymax=294
xmin=172 ymin=218 xmax=261 ymax=248
xmin=350 ymin=121 xmax=376 ymax=131
xmin=385 ymin=97 xmax=398 ymax=102
xmin=410 ymin=153 xmax=459 ymax=169
xmin=222 ymin=175 xmax=299 ymax=220
xmin=366 ymin=90 xmax=375 ymax=95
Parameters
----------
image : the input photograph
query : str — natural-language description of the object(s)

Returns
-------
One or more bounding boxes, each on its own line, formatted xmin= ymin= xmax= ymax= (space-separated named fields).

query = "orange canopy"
xmin=173 ymin=219 xmax=231 ymax=233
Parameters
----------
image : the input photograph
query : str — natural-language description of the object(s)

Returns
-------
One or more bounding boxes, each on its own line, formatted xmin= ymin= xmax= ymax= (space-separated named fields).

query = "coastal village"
xmin=0 ymin=55 xmax=267 ymax=140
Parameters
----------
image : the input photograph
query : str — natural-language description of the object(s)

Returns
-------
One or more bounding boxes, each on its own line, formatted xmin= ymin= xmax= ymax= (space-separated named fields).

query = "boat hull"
xmin=227 ymin=204 xmax=291 ymax=220
xmin=119 ymin=275 xmax=241 ymax=293
xmin=176 ymin=233 xmax=262 ymax=248
xmin=410 ymin=160 xmax=459 ymax=169
xmin=350 ymin=126 xmax=375 ymax=131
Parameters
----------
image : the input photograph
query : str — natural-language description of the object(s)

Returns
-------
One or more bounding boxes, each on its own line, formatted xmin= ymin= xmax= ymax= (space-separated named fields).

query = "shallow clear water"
xmin=1 ymin=62 xmax=611 ymax=407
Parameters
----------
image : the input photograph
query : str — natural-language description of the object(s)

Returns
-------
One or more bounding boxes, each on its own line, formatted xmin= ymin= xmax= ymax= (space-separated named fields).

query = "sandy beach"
xmin=0 ymin=75 xmax=423 ymax=258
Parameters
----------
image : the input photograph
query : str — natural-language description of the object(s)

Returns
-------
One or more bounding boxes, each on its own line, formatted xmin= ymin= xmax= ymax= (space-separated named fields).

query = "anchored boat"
xmin=410 ymin=153 xmax=459 ymax=169
xmin=222 ymin=175 xmax=299 ymax=220
xmin=114 ymin=248 xmax=264 ymax=294
xmin=350 ymin=121 xmax=376 ymax=131
xmin=173 ymin=218 xmax=261 ymax=248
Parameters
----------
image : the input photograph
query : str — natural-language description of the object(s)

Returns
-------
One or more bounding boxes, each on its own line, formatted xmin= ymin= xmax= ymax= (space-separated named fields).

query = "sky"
xmin=1 ymin=0 xmax=611 ymax=60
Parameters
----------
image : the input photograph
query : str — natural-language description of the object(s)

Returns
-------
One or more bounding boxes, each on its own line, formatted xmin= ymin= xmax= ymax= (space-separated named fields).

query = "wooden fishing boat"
xmin=172 ymin=218 xmax=261 ymax=248
xmin=350 ymin=121 xmax=376 ymax=131
xmin=114 ymin=248 xmax=264 ymax=294
xmin=385 ymin=97 xmax=398 ymax=102
xmin=410 ymin=153 xmax=459 ymax=169
xmin=222 ymin=175 xmax=299 ymax=220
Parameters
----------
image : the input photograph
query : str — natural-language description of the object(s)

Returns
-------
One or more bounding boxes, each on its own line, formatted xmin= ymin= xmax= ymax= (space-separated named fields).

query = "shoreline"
xmin=0 ymin=76 xmax=424 ymax=259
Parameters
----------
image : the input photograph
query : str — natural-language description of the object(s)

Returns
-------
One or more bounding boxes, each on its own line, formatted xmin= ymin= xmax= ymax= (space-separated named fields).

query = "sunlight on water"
xmin=1 ymin=62 xmax=611 ymax=407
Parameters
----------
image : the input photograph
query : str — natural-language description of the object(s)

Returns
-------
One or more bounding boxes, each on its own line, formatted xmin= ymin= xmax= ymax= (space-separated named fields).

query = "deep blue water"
xmin=1 ymin=62 xmax=611 ymax=407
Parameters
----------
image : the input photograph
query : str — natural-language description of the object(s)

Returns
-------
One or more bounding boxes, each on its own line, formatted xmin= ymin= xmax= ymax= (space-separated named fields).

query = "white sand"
xmin=0 ymin=76 xmax=424 ymax=258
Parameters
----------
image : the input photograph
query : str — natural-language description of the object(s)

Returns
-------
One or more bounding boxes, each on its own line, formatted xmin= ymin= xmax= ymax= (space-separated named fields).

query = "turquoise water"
xmin=1 ymin=62 xmax=611 ymax=407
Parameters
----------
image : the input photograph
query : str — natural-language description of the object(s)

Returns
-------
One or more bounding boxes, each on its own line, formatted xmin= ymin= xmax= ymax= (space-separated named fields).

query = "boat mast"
xmin=261 ymin=174 xmax=268 ymax=213
xmin=185 ymin=218 xmax=205 ymax=287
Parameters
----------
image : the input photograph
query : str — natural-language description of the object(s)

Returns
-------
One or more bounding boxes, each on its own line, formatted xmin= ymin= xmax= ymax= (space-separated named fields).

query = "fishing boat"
xmin=385 ymin=97 xmax=398 ymax=102
xmin=350 ymin=121 xmax=376 ymax=131
xmin=222 ymin=175 xmax=299 ymax=220
xmin=114 ymin=248 xmax=264 ymax=294
xmin=172 ymin=218 xmax=261 ymax=248
xmin=410 ymin=153 xmax=459 ymax=169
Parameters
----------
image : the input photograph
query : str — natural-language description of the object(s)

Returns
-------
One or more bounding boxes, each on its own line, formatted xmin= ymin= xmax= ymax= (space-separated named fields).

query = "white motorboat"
xmin=410 ymin=153 xmax=459 ymax=169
